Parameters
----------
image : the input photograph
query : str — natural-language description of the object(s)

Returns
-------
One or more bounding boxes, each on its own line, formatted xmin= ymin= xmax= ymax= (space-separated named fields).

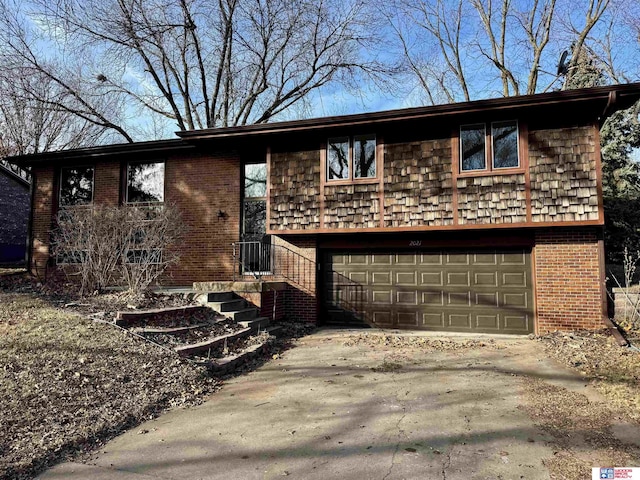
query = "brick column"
xmin=30 ymin=166 xmax=55 ymax=279
xmin=534 ymin=227 xmax=606 ymax=333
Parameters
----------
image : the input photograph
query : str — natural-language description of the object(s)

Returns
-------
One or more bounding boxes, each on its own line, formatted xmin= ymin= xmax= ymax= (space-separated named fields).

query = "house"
xmin=0 ymin=162 xmax=30 ymax=265
xmin=10 ymin=84 xmax=640 ymax=335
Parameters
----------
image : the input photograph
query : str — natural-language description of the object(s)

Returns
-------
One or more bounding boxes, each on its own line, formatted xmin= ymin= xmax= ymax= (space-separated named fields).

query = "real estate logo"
xmin=593 ymin=467 xmax=638 ymax=479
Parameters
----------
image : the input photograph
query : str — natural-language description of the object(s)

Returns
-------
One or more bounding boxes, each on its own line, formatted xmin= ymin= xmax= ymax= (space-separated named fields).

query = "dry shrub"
xmin=52 ymin=205 xmax=183 ymax=295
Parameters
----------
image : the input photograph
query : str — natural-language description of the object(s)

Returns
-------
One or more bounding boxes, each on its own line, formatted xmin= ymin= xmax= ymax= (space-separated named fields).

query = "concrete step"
xmin=239 ymin=316 xmax=270 ymax=333
xmin=206 ymin=292 xmax=235 ymax=302
xmin=225 ymin=308 xmax=258 ymax=322
xmin=209 ymin=298 xmax=246 ymax=312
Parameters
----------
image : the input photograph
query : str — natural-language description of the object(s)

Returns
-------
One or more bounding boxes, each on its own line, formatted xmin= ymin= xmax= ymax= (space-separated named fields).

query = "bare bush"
xmin=120 ymin=206 xmax=183 ymax=296
xmin=52 ymin=205 xmax=184 ymax=295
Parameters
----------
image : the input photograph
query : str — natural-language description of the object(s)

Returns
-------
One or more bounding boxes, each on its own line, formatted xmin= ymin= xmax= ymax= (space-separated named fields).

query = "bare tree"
xmin=390 ymin=0 xmax=625 ymax=103
xmin=0 ymin=0 xmax=383 ymax=142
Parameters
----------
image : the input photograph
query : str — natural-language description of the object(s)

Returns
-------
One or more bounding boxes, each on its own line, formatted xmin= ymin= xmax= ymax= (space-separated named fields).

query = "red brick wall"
xmin=93 ymin=161 xmax=121 ymax=206
xmin=164 ymin=151 xmax=241 ymax=285
xmin=534 ymin=227 xmax=606 ymax=333
xmin=272 ymin=235 xmax=318 ymax=323
xmin=30 ymin=166 xmax=54 ymax=279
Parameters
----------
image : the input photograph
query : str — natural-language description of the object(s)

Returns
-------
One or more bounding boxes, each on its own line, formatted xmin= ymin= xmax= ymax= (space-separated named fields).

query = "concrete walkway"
xmin=37 ymin=330 xmax=593 ymax=480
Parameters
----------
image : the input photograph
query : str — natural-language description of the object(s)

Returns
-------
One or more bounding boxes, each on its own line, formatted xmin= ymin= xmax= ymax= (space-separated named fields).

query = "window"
xmin=241 ymin=162 xmax=270 ymax=273
xmin=460 ymin=121 xmax=519 ymax=173
xmin=327 ymin=134 xmax=376 ymax=181
xmin=126 ymin=161 xmax=165 ymax=203
xmin=59 ymin=166 xmax=94 ymax=206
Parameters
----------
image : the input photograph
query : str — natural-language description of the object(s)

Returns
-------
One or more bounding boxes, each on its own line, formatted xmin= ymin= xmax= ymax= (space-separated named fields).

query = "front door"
xmin=242 ymin=162 xmax=270 ymax=273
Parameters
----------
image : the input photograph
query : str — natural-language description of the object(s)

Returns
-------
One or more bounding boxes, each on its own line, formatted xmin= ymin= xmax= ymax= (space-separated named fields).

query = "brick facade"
xmin=30 ymin=166 xmax=55 ymax=278
xmin=163 ymin=151 xmax=241 ymax=285
xmin=533 ymin=228 xmax=605 ymax=333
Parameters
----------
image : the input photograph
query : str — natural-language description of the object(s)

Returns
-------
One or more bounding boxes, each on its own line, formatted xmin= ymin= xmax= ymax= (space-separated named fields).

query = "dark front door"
xmin=323 ymin=249 xmax=534 ymax=334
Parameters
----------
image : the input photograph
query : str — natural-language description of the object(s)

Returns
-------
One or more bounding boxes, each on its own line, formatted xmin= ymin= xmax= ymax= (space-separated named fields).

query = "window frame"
xmin=58 ymin=165 xmax=95 ymax=208
xmin=458 ymin=120 xmax=523 ymax=176
xmin=326 ymin=134 xmax=378 ymax=184
xmin=125 ymin=160 xmax=166 ymax=204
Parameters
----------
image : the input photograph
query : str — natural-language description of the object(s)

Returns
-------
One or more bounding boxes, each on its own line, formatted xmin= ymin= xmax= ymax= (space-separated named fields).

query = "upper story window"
xmin=327 ymin=134 xmax=376 ymax=181
xmin=460 ymin=120 xmax=519 ymax=173
xmin=126 ymin=161 xmax=165 ymax=203
xmin=59 ymin=166 xmax=94 ymax=207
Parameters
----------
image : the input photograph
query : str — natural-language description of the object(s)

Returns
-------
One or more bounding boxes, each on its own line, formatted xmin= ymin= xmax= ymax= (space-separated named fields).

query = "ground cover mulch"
xmin=521 ymin=330 xmax=640 ymax=479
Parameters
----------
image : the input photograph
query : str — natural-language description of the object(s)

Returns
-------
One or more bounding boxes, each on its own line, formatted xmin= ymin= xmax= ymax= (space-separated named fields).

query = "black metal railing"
xmin=327 ymin=269 xmax=368 ymax=325
xmin=232 ymin=241 xmax=314 ymax=293
xmin=232 ymin=241 xmax=370 ymax=325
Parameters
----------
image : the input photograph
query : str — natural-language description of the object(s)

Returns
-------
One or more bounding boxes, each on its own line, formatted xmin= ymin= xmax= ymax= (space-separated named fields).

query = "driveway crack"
xmin=442 ymin=447 xmax=452 ymax=480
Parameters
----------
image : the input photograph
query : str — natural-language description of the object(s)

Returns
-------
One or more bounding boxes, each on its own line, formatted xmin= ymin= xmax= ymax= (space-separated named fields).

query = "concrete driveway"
xmin=38 ymin=330 xmax=599 ymax=480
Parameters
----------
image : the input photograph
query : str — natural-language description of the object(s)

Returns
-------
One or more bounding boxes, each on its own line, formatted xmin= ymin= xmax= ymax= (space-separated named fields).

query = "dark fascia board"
xmin=0 ymin=163 xmax=30 ymax=188
xmin=177 ymin=83 xmax=640 ymax=141
xmin=9 ymin=83 xmax=640 ymax=165
xmin=9 ymin=138 xmax=194 ymax=167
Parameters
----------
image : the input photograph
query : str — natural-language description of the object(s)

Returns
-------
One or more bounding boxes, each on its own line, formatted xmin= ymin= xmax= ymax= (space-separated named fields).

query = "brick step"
xmin=174 ymin=327 xmax=252 ymax=357
xmin=238 ymin=316 xmax=270 ymax=333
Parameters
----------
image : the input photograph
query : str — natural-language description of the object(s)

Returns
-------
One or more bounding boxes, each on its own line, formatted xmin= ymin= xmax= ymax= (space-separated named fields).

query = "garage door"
xmin=322 ymin=249 xmax=534 ymax=334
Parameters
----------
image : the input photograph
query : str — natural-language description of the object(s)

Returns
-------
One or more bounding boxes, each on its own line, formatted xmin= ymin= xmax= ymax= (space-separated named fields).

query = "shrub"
xmin=52 ymin=205 xmax=184 ymax=295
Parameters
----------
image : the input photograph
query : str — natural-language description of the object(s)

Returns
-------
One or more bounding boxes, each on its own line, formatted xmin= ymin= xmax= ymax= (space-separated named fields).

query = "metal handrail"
xmin=231 ymin=241 xmax=370 ymax=324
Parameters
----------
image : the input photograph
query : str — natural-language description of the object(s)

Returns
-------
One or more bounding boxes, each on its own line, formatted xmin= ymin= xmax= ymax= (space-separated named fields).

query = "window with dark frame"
xmin=126 ymin=161 xmax=165 ymax=203
xmin=460 ymin=120 xmax=519 ymax=173
xmin=59 ymin=166 xmax=94 ymax=207
xmin=327 ymin=135 xmax=376 ymax=181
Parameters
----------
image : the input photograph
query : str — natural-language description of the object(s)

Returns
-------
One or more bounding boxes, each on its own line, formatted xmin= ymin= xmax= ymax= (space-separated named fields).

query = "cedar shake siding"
xmin=324 ymin=183 xmax=380 ymax=229
xmin=268 ymin=123 xmax=602 ymax=233
xmin=529 ymin=126 xmax=599 ymax=223
xmin=269 ymin=148 xmax=321 ymax=231
xmin=384 ymin=139 xmax=454 ymax=228
xmin=457 ymin=174 xmax=528 ymax=225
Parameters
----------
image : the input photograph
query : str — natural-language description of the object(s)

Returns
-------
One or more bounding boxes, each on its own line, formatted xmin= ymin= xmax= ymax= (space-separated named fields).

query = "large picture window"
xmin=126 ymin=161 xmax=165 ymax=203
xmin=460 ymin=121 xmax=520 ymax=173
xmin=59 ymin=166 xmax=94 ymax=207
xmin=327 ymin=134 xmax=376 ymax=181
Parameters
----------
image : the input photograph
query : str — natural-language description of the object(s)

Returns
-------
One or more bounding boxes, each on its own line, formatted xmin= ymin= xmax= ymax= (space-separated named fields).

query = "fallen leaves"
xmin=0 ymin=292 xmax=218 ymax=480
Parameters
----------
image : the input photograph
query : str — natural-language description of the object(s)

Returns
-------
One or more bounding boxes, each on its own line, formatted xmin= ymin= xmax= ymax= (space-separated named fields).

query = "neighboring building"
xmin=0 ymin=163 xmax=30 ymax=265
xmin=11 ymin=84 xmax=640 ymax=334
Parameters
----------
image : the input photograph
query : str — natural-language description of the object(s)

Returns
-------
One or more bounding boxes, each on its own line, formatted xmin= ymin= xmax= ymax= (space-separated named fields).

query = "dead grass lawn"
xmin=0 ymin=290 xmax=217 ymax=480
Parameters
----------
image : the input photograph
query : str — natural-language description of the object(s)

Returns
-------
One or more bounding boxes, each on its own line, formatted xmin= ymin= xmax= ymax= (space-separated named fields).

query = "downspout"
xmin=599 ymin=91 xmax=618 ymax=127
